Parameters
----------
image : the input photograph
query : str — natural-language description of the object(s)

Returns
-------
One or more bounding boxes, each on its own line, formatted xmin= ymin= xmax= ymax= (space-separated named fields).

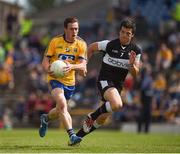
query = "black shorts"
xmin=97 ymin=80 xmax=123 ymax=102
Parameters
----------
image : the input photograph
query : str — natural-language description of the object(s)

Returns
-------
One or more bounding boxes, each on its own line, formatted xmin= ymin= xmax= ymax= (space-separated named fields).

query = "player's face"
xmin=119 ymin=26 xmax=134 ymax=45
xmin=64 ymin=22 xmax=79 ymax=42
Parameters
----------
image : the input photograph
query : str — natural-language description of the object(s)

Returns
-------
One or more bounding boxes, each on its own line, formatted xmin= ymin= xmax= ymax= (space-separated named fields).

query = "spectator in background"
xmin=153 ymin=73 xmax=167 ymax=107
xmin=0 ymin=64 xmax=11 ymax=91
xmin=0 ymin=42 xmax=6 ymax=64
xmin=5 ymin=47 xmax=15 ymax=90
xmin=164 ymin=100 xmax=180 ymax=124
xmin=171 ymin=45 xmax=180 ymax=71
xmin=156 ymin=43 xmax=173 ymax=71
xmin=15 ymin=96 xmax=26 ymax=122
xmin=172 ymin=0 xmax=180 ymax=30
xmin=19 ymin=16 xmax=33 ymax=38
xmin=168 ymin=72 xmax=180 ymax=100
xmin=137 ymin=64 xmax=153 ymax=133
xmin=6 ymin=10 xmax=18 ymax=36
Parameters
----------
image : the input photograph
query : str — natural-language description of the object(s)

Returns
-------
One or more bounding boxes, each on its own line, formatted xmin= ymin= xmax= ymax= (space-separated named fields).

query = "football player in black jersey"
xmin=76 ymin=19 xmax=142 ymax=140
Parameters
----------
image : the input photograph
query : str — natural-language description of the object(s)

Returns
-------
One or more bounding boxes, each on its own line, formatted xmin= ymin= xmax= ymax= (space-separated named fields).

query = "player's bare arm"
xmin=87 ymin=42 xmax=99 ymax=59
xmin=42 ymin=56 xmax=56 ymax=77
xmin=129 ymin=51 xmax=140 ymax=78
xmin=76 ymin=59 xmax=87 ymax=77
xmin=63 ymin=59 xmax=87 ymax=74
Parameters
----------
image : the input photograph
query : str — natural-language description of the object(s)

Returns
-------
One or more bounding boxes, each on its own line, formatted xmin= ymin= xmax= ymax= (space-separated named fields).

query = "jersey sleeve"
xmin=98 ymin=40 xmax=109 ymax=51
xmin=134 ymin=45 xmax=142 ymax=63
xmin=45 ymin=38 xmax=56 ymax=57
xmin=78 ymin=41 xmax=87 ymax=60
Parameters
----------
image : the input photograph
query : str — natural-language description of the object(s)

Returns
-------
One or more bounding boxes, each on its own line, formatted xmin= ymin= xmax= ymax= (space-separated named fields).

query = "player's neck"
xmin=63 ymin=34 xmax=75 ymax=43
xmin=120 ymin=41 xmax=131 ymax=47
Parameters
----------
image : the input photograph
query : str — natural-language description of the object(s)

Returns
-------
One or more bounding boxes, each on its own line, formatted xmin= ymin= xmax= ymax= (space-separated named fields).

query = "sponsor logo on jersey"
xmin=103 ymin=54 xmax=129 ymax=69
xmin=112 ymin=50 xmax=118 ymax=53
xmin=58 ymin=54 xmax=75 ymax=61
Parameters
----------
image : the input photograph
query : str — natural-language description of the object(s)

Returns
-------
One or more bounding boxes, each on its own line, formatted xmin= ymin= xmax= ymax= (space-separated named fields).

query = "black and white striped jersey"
xmin=97 ymin=38 xmax=142 ymax=85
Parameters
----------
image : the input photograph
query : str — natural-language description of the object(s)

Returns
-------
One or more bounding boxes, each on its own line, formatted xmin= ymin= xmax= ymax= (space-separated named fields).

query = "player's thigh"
xmin=104 ymin=87 xmax=123 ymax=107
xmin=51 ymin=88 xmax=67 ymax=108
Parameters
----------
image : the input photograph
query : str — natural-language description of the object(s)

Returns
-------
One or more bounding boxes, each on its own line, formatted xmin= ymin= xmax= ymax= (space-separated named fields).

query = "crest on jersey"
xmin=73 ymin=48 xmax=77 ymax=52
xmin=65 ymin=48 xmax=70 ymax=52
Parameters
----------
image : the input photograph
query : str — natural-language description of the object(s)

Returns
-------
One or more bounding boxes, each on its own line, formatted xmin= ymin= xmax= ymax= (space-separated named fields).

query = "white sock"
xmin=105 ymin=101 xmax=113 ymax=112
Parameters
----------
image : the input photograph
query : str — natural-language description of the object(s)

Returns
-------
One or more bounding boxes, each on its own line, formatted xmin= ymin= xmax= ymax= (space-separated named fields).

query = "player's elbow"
xmin=87 ymin=42 xmax=98 ymax=59
xmin=42 ymin=57 xmax=50 ymax=72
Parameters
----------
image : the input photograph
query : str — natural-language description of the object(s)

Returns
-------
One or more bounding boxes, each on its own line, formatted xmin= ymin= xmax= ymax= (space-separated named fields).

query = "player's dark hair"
xmin=119 ymin=19 xmax=136 ymax=34
xmin=64 ymin=17 xmax=79 ymax=28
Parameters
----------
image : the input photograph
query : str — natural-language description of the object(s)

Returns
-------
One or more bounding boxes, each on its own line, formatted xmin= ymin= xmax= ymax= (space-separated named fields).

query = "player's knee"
xmin=111 ymin=103 xmax=123 ymax=111
xmin=56 ymin=104 xmax=66 ymax=113
xmin=98 ymin=118 xmax=106 ymax=125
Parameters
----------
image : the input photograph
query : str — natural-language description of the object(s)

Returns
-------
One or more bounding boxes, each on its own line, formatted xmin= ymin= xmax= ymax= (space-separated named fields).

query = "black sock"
xmin=90 ymin=103 xmax=108 ymax=121
xmin=67 ymin=128 xmax=75 ymax=138
xmin=76 ymin=126 xmax=96 ymax=138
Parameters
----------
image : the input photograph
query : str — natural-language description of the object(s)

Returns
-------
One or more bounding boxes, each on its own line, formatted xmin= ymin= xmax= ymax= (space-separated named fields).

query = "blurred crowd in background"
xmin=0 ymin=0 xmax=179 ymax=132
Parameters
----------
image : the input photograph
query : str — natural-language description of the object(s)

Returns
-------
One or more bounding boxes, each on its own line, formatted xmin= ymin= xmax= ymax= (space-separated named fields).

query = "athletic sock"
xmin=43 ymin=114 xmax=49 ymax=123
xmin=76 ymin=128 xmax=87 ymax=138
xmin=76 ymin=121 xmax=101 ymax=138
xmin=90 ymin=101 xmax=112 ymax=121
xmin=67 ymin=128 xmax=75 ymax=138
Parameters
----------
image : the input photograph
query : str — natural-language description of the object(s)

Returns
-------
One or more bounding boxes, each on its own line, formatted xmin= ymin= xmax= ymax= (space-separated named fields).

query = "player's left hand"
xmin=129 ymin=50 xmax=136 ymax=65
xmin=63 ymin=61 xmax=72 ymax=74
xmin=78 ymin=68 xmax=87 ymax=77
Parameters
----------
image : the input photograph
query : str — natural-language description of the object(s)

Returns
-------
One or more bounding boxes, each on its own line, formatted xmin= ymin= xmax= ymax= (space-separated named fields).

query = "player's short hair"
xmin=64 ymin=17 xmax=79 ymax=28
xmin=119 ymin=18 xmax=136 ymax=34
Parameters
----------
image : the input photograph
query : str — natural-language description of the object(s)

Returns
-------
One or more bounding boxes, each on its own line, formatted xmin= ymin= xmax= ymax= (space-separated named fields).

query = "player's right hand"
xmin=48 ymin=65 xmax=56 ymax=78
xmin=48 ymin=70 xmax=56 ymax=78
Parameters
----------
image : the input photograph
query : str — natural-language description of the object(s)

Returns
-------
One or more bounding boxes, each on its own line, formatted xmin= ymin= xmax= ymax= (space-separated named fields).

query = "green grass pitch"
xmin=0 ymin=129 xmax=180 ymax=153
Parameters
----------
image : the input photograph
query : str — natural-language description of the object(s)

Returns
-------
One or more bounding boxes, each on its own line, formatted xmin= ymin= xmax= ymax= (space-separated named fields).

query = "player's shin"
xmin=47 ymin=108 xmax=59 ymax=121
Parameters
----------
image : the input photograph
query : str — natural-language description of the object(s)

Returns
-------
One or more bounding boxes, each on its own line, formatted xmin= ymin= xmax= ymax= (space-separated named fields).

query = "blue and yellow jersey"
xmin=45 ymin=35 xmax=87 ymax=86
